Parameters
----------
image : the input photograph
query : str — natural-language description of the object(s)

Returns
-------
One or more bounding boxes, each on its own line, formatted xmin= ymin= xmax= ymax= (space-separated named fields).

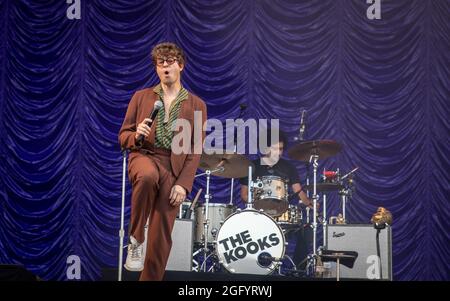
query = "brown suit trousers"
xmin=128 ymin=149 xmax=179 ymax=281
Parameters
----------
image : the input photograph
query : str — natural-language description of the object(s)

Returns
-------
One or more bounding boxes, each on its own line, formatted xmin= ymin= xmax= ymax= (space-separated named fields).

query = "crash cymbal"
xmin=303 ymin=182 xmax=343 ymax=192
xmin=199 ymin=150 xmax=253 ymax=178
xmin=287 ymin=140 xmax=341 ymax=161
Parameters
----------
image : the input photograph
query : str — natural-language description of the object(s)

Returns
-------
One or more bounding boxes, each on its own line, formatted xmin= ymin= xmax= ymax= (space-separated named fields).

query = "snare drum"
xmin=216 ymin=209 xmax=285 ymax=275
xmin=254 ymin=176 xmax=289 ymax=217
xmin=194 ymin=203 xmax=236 ymax=244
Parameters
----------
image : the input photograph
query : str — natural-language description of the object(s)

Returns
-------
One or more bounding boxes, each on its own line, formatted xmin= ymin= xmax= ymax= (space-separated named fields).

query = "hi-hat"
xmin=199 ymin=150 xmax=253 ymax=178
xmin=287 ymin=140 xmax=341 ymax=161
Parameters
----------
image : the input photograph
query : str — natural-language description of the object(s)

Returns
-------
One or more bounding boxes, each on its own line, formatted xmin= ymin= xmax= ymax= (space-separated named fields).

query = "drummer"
xmin=239 ymin=130 xmax=312 ymax=207
xmin=239 ymin=129 xmax=313 ymax=269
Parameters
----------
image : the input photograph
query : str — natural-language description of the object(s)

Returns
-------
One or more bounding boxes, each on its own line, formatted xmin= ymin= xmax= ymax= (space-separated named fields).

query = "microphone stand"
xmin=118 ymin=148 xmax=128 ymax=281
xmin=296 ymin=109 xmax=311 ymax=223
xmin=374 ymin=222 xmax=386 ymax=279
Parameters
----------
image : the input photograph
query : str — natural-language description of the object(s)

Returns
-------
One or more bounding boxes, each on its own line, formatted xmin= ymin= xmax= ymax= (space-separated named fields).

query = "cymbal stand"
xmin=304 ymin=154 xmax=319 ymax=276
xmin=311 ymin=154 xmax=319 ymax=258
xmin=228 ymin=105 xmax=246 ymax=206
xmin=247 ymin=165 xmax=254 ymax=209
xmin=304 ymin=161 xmax=311 ymax=199
xmin=305 ymin=207 xmax=310 ymax=224
xmin=304 ymin=160 xmax=312 ymax=223
xmin=195 ymin=166 xmax=224 ymax=272
xmin=228 ymin=146 xmax=237 ymax=206
xmin=322 ymin=193 xmax=327 ymax=246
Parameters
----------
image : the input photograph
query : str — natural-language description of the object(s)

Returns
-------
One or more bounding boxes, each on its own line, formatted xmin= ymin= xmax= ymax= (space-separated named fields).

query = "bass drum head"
xmin=215 ymin=209 xmax=285 ymax=275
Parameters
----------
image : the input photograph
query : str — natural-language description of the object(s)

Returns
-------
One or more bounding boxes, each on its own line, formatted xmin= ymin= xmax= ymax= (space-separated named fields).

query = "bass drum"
xmin=215 ymin=209 xmax=285 ymax=275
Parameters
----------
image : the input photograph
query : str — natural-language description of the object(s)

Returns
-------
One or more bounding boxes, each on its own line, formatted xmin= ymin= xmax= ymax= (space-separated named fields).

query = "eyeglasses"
xmin=156 ymin=57 xmax=178 ymax=66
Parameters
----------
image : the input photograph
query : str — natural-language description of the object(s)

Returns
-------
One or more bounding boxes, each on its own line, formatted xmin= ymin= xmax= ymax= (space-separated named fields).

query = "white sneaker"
xmin=124 ymin=236 xmax=144 ymax=271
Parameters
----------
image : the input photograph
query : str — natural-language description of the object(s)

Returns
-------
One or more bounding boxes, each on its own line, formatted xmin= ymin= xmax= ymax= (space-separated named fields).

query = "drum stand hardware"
xmin=339 ymin=167 xmax=357 ymax=222
xmin=199 ymin=252 xmax=220 ymax=273
xmin=340 ymin=190 xmax=348 ymax=222
xmin=192 ymin=245 xmax=220 ymax=273
xmin=192 ymin=249 xmax=201 ymax=272
xmin=275 ymin=255 xmax=297 ymax=276
xmin=194 ymin=166 xmax=224 ymax=272
xmin=246 ymin=165 xmax=264 ymax=209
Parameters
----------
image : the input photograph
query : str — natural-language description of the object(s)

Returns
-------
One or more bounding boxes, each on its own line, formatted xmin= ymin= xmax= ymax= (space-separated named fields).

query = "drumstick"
xmin=190 ymin=188 xmax=202 ymax=209
xmin=184 ymin=188 xmax=202 ymax=219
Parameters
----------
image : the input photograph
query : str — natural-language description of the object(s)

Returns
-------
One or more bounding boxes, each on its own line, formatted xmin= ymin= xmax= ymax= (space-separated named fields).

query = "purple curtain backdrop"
xmin=0 ymin=0 xmax=448 ymax=280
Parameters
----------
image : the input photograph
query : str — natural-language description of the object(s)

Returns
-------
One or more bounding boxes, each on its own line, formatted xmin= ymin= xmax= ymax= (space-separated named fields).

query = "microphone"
xmin=136 ymin=100 xmax=163 ymax=146
xmin=233 ymin=103 xmax=248 ymax=145
xmin=239 ymin=103 xmax=247 ymax=117
xmin=298 ymin=110 xmax=306 ymax=141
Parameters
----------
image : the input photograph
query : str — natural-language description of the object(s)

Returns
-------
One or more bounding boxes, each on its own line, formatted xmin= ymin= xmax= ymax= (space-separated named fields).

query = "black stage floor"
xmin=101 ymin=269 xmax=363 ymax=281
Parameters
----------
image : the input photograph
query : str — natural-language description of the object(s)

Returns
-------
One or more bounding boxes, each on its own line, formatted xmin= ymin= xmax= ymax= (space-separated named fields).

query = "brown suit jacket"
xmin=118 ymin=87 xmax=207 ymax=193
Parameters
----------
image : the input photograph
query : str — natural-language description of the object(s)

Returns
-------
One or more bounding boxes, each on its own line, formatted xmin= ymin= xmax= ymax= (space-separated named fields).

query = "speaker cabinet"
xmin=325 ymin=224 xmax=392 ymax=280
xmin=166 ymin=218 xmax=194 ymax=272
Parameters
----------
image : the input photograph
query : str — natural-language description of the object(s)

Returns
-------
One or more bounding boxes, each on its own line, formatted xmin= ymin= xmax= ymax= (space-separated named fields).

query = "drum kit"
xmin=179 ymin=139 xmax=358 ymax=276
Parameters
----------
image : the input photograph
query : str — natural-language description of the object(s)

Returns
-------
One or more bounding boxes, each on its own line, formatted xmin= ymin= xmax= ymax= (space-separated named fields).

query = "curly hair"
xmin=151 ymin=42 xmax=186 ymax=67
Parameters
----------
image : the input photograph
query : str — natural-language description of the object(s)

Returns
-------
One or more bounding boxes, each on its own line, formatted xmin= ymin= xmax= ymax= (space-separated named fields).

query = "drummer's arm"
xmin=292 ymin=183 xmax=312 ymax=208
xmin=240 ymin=185 xmax=249 ymax=203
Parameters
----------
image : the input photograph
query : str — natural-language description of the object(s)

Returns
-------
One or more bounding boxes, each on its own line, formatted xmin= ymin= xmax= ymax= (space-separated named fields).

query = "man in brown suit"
xmin=118 ymin=42 xmax=207 ymax=281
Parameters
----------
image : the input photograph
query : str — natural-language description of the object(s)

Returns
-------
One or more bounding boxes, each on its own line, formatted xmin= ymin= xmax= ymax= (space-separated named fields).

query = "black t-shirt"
xmin=239 ymin=158 xmax=300 ymax=186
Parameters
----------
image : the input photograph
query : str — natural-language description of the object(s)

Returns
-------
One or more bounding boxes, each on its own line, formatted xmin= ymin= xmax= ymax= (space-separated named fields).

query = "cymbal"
xmin=303 ymin=182 xmax=343 ymax=192
xmin=287 ymin=140 xmax=341 ymax=161
xmin=199 ymin=150 xmax=253 ymax=178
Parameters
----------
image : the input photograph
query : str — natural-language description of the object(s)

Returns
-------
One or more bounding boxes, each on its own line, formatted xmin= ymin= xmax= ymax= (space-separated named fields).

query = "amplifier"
xmin=325 ymin=224 xmax=392 ymax=280
xmin=166 ymin=218 xmax=194 ymax=272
